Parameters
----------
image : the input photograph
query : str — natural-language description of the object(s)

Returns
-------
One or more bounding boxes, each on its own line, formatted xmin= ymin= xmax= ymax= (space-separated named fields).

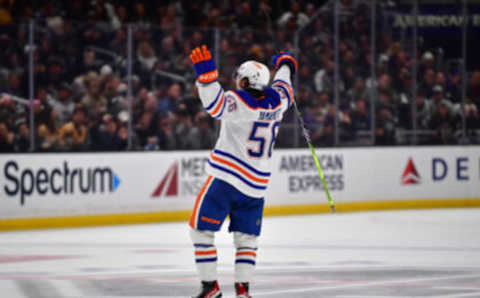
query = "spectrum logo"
xmin=151 ymin=158 xmax=208 ymax=199
xmin=3 ymin=160 xmax=121 ymax=205
xmin=401 ymin=158 xmax=421 ymax=185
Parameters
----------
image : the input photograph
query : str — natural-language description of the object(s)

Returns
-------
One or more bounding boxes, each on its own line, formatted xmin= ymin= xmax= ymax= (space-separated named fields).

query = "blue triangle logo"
xmin=112 ymin=174 xmax=121 ymax=191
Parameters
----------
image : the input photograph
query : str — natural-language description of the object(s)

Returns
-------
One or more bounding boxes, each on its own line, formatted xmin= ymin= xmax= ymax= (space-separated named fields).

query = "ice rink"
xmin=1 ymin=208 xmax=479 ymax=298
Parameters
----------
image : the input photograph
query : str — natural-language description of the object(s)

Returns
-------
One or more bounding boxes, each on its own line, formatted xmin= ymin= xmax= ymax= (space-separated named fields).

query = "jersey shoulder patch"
xmin=224 ymin=91 xmax=238 ymax=113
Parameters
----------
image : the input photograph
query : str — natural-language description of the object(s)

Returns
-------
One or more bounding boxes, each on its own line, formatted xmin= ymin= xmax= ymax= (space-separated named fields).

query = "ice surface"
xmin=0 ymin=208 xmax=479 ymax=297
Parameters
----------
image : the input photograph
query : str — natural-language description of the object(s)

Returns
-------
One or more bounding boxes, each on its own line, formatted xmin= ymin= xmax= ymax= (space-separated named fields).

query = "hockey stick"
xmin=262 ymin=8 xmax=336 ymax=213
xmin=291 ymin=100 xmax=336 ymax=213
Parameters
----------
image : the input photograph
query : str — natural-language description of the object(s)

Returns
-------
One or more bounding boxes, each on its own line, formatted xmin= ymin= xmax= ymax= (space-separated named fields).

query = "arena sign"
xmin=389 ymin=5 xmax=480 ymax=29
xmin=277 ymin=153 xmax=344 ymax=193
xmin=3 ymin=160 xmax=120 ymax=206
xmin=392 ymin=13 xmax=480 ymax=28
xmin=386 ymin=4 xmax=480 ymax=70
xmin=151 ymin=157 xmax=209 ymax=199
xmin=0 ymin=147 xmax=478 ymax=224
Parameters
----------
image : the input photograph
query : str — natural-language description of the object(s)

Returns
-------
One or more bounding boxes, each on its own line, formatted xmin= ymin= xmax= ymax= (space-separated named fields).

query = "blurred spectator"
xmin=396 ymin=67 xmax=413 ymax=97
xmin=415 ymin=93 xmax=435 ymax=130
xmin=339 ymin=108 xmax=353 ymax=142
xmin=314 ymin=60 xmax=334 ymax=93
xmin=145 ymin=136 xmax=159 ymax=150
xmin=464 ymin=98 xmax=479 ymax=134
xmin=135 ymin=111 xmax=155 ymax=148
xmin=321 ymin=106 xmax=336 ymax=146
xmin=0 ymin=95 xmax=18 ymax=128
xmin=419 ymin=68 xmax=436 ymax=99
xmin=37 ymin=123 xmax=56 ymax=151
xmin=90 ymin=113 xmax=127 ymax=151
xmin=277 ymin=2 xmax=309 ymax=29
xmin=435 ymin=72 xmax=450 ymax=100
xmin=304 ymin=92 xmax=330 ymax=126
xmin=7 ymin=72 xmax=24 ymax=97
xmin=0 ymin=0 xmax=14 ymax=24
xmin=305 ymin=106 xmax=326 ymax=146
xmin=447 ymin=71 xmax=462 ymax=103
xmin=57 ymin=106 xmax=88 ymax=151
xmin=0 ymin=122 xmax=14 ymax=152
xmin=81 ymin=74 xmax=108 ymax=118
xmin=49 ymin=82 xmax=75 ymax=126
xmin=351 ymin=99 xmax=370 ymax=135
xmin=378 ymin=90 xmax=395 ymax=112
xmin=34 ymin=87 xmax=55 ymax=132
xmin=133 ymin=88 xmax=150 ymax=119
xmin=235 ymin=2 xmax=257 ymax=29
xmin=137 ymin=41 xmax=158 ymax=72
xmin=376 ymin=107 xmax=396 ymax=145
xmin=174 ymin=105 xmax=193 ymax=149
xmin=185 ymin=111 xmax=216 ymax=150
xmin=420 ymin=51 xmax=435 ymax=78
xmin=79 ymin=49 xmax=102 ymax=75
xmin=376 ymin=74 xmax=394 ymax=101
xmin=158 ymin=83 xmax=182 ymax=114
xmin=431 ymin=85 xmax=455 ymax=115
xmin=346 ymin=77 xmax=367 ymax=103
xmin=429 ymin=102 xmax=458 ymax=145
xmin=46 ymin=58 xmax=67 ymax=88
xmin=14 ymin=120 xmax=30 ymax=152
xmin=468 ymin=70 xmax=480 ymax=104
xmin=156 ymin=113 xmax=177 ymax=150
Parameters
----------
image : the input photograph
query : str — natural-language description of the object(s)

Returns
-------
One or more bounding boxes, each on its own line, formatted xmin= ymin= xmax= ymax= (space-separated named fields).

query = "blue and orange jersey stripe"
xmin=213 ymin=149 xmax=271 ymax=177
xmin=205 ymin=88 xmax=226 ymax=118
xmin=208 ymin=149 xmax=270 ymax=190
xmin=189 ymin=176 xmax=214 ymax=229
xmin=272 ymin=79 xmax=294 ymax=108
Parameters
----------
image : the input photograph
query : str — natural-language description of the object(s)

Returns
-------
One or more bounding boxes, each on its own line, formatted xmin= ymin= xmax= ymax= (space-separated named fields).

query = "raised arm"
xmin=271 ymin=52 xmax=297 ymax=108
xmin=190 ymin=45 xmax=226 ymax=119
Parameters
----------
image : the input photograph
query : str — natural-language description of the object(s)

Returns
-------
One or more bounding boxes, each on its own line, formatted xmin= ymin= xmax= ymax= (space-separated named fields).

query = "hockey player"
xmin=189 ymin=45 xmax=297 ymax=298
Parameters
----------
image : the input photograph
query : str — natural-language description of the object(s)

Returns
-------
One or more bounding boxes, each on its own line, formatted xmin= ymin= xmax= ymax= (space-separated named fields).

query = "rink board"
xmin=0 ymin=146 xmax=479 ymax=230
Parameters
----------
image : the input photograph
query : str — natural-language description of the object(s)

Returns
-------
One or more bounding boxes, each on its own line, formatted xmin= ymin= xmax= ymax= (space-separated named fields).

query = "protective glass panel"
xmin=335 ymin=1 xmax=375 ymax=146
xmin=293 ymin=4 xmax=335 ymax=148
xmin=31 ymin=19 xmax=128 ymax=152
xmin=463 ymin=2 xmax=479 ymax=144
xmin=0 ymin=22 xmax=31 ymax=152
xmin=416 ymin=1 xmax=464 ymax=145
xmin=373 ymin=2 xmax=415 ymax=146
xmin=136 ymin=26 xmax=216 ymax=151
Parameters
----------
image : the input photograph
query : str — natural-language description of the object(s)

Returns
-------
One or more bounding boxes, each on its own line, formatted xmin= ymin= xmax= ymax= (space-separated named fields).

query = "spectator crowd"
xmin=0 ymin=0 xmax=478 ymax=152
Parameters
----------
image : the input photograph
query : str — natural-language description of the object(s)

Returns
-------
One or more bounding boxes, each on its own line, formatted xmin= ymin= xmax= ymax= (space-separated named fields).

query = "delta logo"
xmin=401 ymin=157 xmax=421 ymax=185
xmin=151 ymin=158 xmax=208 ymax=199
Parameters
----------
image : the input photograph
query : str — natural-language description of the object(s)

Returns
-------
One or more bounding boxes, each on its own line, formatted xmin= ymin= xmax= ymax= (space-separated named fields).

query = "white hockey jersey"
xmin=196 ymin=65 xmax=294 ymax=198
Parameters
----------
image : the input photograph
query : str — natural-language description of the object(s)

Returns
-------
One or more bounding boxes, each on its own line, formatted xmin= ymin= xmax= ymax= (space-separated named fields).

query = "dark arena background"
xmin=0 ymin=1 xmax=479 ymax=297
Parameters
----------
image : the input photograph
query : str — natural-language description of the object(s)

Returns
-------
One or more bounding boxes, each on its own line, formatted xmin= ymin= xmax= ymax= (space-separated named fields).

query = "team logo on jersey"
xmin=401 ymin=158 xmax=421 ymax=185
xmin=152 ymin=163 xmax=178 ymax=198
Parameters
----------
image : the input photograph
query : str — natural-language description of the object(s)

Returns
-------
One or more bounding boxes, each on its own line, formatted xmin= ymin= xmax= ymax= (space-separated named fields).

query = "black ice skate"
xmin=192 ymin=280 xmax=222 ymax=298
xmin=235 ymin=282 xmax=252 ymax=298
